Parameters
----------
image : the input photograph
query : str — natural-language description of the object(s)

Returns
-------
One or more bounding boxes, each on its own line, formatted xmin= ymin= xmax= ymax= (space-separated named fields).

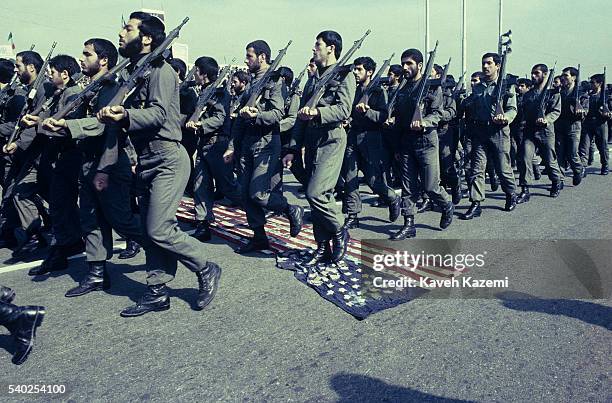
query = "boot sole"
xmin=195 ymin=267 xmax=222 ymax=311
xmin=120 ymin=303 xmax=170 ymax=318
xmin=12 ymin=308 xmax=45 ymax=365
xmin=460 ymin=211 xmax=482 ymax=220
xmin=65 ymin=284 xmax=110 ymax=298
xmin=118 ymin=251 xmax=141 ymax=259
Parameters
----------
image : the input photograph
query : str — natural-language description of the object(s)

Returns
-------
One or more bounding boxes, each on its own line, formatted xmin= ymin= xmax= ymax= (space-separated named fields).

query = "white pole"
xmin=462 ymin=0 xmax=467 ymax=75
xmin=425 ymin=0 xmax=430 ymax=52
xmin=498 ymin=0 xmax=503 ymax=54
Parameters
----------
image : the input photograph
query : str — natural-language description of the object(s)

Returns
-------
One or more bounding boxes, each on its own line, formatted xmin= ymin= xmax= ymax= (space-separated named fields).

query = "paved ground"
xmin=0 ymin=159 xmax=610 ymax=402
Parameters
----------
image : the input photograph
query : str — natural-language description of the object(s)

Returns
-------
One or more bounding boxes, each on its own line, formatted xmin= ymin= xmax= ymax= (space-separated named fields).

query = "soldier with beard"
xmin=97 ymin=12 xmax=221 ymax=317
xmin=42 ymin=38 xmax=146 ymax=297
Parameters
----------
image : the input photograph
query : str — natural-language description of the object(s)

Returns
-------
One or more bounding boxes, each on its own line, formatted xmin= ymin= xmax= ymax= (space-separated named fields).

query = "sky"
xmin=2 ymin=0 xmax=611 ymax=78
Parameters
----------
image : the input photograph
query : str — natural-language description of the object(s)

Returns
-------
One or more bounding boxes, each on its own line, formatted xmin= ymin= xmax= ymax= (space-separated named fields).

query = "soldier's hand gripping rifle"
xmin=5 ymin=41 xmax=57 ymax=146
xmin=535 ymin=61 xmax=557 ymax=126
xmin=186 ymin=62 xmax=234 ymax=127
xmin=302 ymin=30 xmax=371 ymax=110
xmin=357 ymin=52 xmax=394 ymax=106
xmin=102 ymin=17 xmax=189 ymax=111
xmin=243 ymin=41 xmax=292 ymax=109
xmin=409 ymin=40 xmax=439 ymax=129
xmin=492 ymin=30 xmax=512 ymax=124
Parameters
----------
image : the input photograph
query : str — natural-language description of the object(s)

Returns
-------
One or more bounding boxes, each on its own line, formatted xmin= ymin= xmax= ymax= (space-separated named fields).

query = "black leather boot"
xmin=549 ymin=181 xmax=561 ymax=198
xmin=286 ymin=204 xmax=304 ymax=237
xmin=416 ymin=198 xmax=433 ymax=213
xmin=65 ymin=261 xmax=110 ymax=298
xmin=440 ymin=203 xmax=454 ymax=229
xmin=120 ymin=284 xmax=170 ymax=318
xmin=505 ymin=193 xmax=518 ymax=211
xmin=517 ymin=186 xmax=530 ymax=204
xmin=302 ymin=241 xmax=332 ymax=268
xmin=193 ymin=221 xmax=212 ymax=242
xmin=490 ymin=175 xmax=499 ymax=191
xmin=390 ymin=216 xmax=416 ymax=240
xmin=195 ymin=262 xmax=222 ymax=310
xmin=344 ymin=213 xmax=360 ymax=229
xmin=28 ymin=245 xmax=67 ymax=276
xmin=235 ymin=227 xmax=269 ymax=254
xmin=461 ymin=202 xmax=482 ymax=220
xmin=12 ymin=229 xmax=47 ymax=259
xmin=0 ymin=286 xmax=16 ymax=304
xmin=118 ymin=239 xmax=141 ymax=259
xmin=371 ymin=197 xmax=387 ymax=207
xmin=451 ymin=185 xmax=462 ymax=205
xmin=533 ymin=164 xmax=542 ymax=180
xmin=572 ymin=170 xmax=582 ymax=186
xmin=331 ymin=227 xmax=349 ymax=263
xmin=601 ymin=165 xmax=609 ymax=176
xmin=388 ymin=196 xmax=401 ymax=222
xmin=0 ymin=302 xmax=46 ymax=365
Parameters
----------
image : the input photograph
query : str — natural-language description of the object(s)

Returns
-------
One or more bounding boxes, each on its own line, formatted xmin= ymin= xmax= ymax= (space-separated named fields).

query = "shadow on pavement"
xmin=497 ymin=291 xmax=612 ymax=331
xmin=330 ymin=373 xmax=476 ymax=403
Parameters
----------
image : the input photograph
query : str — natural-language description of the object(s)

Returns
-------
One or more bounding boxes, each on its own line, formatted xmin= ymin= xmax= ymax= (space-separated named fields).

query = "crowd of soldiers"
xmin=0 ymin=11 xmax=610 ymax=365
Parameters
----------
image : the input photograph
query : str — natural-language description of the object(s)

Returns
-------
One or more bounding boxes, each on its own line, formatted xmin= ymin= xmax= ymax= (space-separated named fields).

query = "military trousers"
xmin=398 ymin=130 xmax=450 ymax=216
xmin=48 ymin=148 xmax=82 ymax=246
xmin=519 ymin=127 xmax=562 ymax=186
xmin=554 ymin=120 xmax=583 ymax=178
xmin=79 ymin=150 xmax=145 ymax=262
xmin=239 ymin=133 xmax=288 ymax=229
xmin=193 ymin=137 xmax=241 ymax=222
xmin=11 ymin=163 xmax=44 ymax=235
xmin=341 ymin=130 xmax=397 ymax=215
xmin=467 ymin=125 xmax=517 ymax=202
xmin=136 ymin=140 xmax=209 ymax=286
xmin=579 ymin=120 xmax=609 ymax=169
xmin=304 ymin=125 xmax=346 ymax=242
xmin=438 ymin=125 xmax=460 ymax=189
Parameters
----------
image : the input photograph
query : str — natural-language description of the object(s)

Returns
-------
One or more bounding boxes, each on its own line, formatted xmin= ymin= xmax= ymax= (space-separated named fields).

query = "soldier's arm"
xmin=545 ymin=93 xmax=561 ymax=123
xmin=65 ymin=84 xmax=117 ymax=140
xmin=503 ymin=86 xmax=518 ymax=124
xmin=279 ymin=94 xmax=299 ymax=133
xmin=440 ymin=93 xmax=457 ymax=121
xmin=0 ymin=93 xmax=27 ymax=137
xmin=363 ymin=88 xmax=388 ymax=124
xmin=422 ymin=87 xmax=443 ymax=128
xmin=199 ymin=96 xmax=227 ymax=136
xmin=125 ymin=65 xmax=175 ymax=131
xmin=254 ymin=79 xmax=284 ymax=126
xmin=318 ymin=72 xmax=356 ymax=125
xmin=95 ymin=124 xmax=120 ymax=173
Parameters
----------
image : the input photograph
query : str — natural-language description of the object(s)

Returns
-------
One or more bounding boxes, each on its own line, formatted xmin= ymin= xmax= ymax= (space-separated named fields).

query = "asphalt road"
xmin=0 ymin=158 xmax=610 ymax=402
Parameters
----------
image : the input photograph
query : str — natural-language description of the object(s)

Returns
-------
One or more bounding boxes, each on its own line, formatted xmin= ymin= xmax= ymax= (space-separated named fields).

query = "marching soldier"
xmin=388 ymin=48 xmax=453 ymax=240
xmin=283 ymin=31 xmax=355 ymax=265
xmin=97 ymin=11 xmax=221 ymax=317
xmin=517 ymin=63 xmax=563 ymax=203
xmin=42 ymin=38 xmax=146 ymax=297
xmin=461 ymin=53 xmax=519 ymax=220
xmin=341 ymin=56 xmax=401 ymax=229
xmin=224 ymin=40 xmax=304 ymax=254
xmin=579 ymin=74 xmax=610 ymax=175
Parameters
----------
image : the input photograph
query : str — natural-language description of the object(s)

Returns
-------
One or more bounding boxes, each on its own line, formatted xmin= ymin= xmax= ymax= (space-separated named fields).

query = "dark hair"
xmin=84 ymin=38 xmax=118 ymax=68
xmin=277 ymin=66 xmax=294 ymax=84
xmin=532 ymin=64 xmax=548 ymax=74
xmin=16 ymin=50 xmax=43 ymax=73
xmin=233 ymin=70 xmax=250 ymax=84
xmin=0 ymin=58 xmax=14 ymax=83
xmin=482 ymin=52 xmax=501 ymax=65
xmin=317 ymin=31 xmax=343 ymax=59
xmin=562 ymin=67 xmax=578 ymax=77
xmin=49 ymin=55 xmax=80 ymax=78
xmin=246 ymin=40 xmax=271 ymax=63
xmin=168 ymin=58 xmax=187 ymax=80
xmin=517 ymin=78 xmax=532 ymax=87
xmin=590 ymin=74 xmax=604 ymax=85
xmin=129 ymin=11 xmax=166 ymax=50
xmin=433 ymin=64 xmax=444 ymax=76
xmin=389 ymin=64 xmax=402 ymax=76
xmin=353 ymin=56 xmax=376 ymax=73
xmin=194 ymin=56 xmax=219 ymax=81
xmin=400 ymin=49 xmax=423 ymax=65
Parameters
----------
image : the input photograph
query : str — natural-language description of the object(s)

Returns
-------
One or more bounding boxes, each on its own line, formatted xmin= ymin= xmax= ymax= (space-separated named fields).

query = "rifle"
xmin=104 ymin=17 xmax=189 ymax=109
xmin=386 ymin=77 xmax=407 ymax=120
xmin=536 ymin=61 xmax=557 ymax=123
xmin=573 ymin=64 xmax=581 ymax=113
xmin=452 ymin=72 xmax=466 ymax=98
xmin=288 ymin=65 xmax=308 ymax=99
xmin=6 ymin=41 xmax=57 ymax=145
xmin=356 ymin=52 xmax=394 ymax=105
xmin=50 ymin=58 xmax=131 ymax=121
xmin=601 ymin=67 xmax=610 ymax=115
xmin=493 ymin=31 xmax=512 ymax=117
xmin=244 ymin=41 xmax=292 ymax=108
xmin=430 ymin=57 xmax=451 ymax=88
xmin=410 ymin=40 xmax=439 ymax=126
xmin=303 ymin=30 xmax=371 ymax=109
xmin=180 ymin=64 xmax=197 ymax=91
xmin=0 ymin=73 xmax=19 ymax=106
xmin=187 ymin=63 xmax=234 ymax=124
